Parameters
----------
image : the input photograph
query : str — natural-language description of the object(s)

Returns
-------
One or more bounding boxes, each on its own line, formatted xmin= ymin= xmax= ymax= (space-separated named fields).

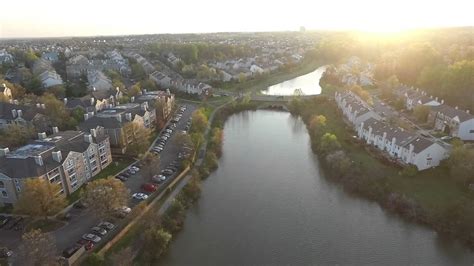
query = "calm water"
xmin=162 ymin=110 xmax=474 ymax=266
xmin=261 ymin=66 xmax=327 ymax=96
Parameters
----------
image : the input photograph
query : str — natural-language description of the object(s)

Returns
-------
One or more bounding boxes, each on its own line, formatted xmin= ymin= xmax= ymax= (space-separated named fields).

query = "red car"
xmin=76 ymin=239 xmax=94 ymax=251
xmin=142 ymin=183 xmax=157 ymax=193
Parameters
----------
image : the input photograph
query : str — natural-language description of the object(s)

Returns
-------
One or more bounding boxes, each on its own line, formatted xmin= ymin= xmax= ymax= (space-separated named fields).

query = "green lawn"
xmin=67 ymin=157 xmax=135 ymax=204
xmin=304 ymin=96 xmax=472 ymax=216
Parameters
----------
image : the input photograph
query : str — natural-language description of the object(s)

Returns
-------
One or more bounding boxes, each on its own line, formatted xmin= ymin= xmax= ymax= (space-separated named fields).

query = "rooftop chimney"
xmin=441 ymin=99 xmax=444 ymax=104
xmin=455 ymin=106 xmax=458 ymax=110
xmin=36 ymin=103 xmax=41 ymax=108
xmin=17 ymin=110 xmax=22 ymax=117
xmin=90 ymin=97 xmax=95 ymax=105
xmin=41 ymin=103 xmax=46 ymax=109
xmin=52 ymin=151 xmax=62 ymax=162
xmin=63 ymin=98 xmax=68 ymax=105
xmin=84 ymin=113 xmax=89 ymax=121
xmin=90 ymin=128 xmax=97 ymax=138
xmin=84 ymin=134 xmax=93 ymax=143
xmin=52 ymin=126 xmax=59 ymax=134
xmin=38 ymin=132 xmax=47 ymax=140
xmin=126 ymin=113 xmax=132 ymax=121
xmin=34 ymin=155 xmax=43 ymax=166
xmin=11 ymin=109 xmax=17 ymax=118
xmin=130 ymin=96 xmax=135 ymax=103
xmin=467 ymin=110 xmax=470 ymax=114
xmin=0 ymin=148 xmax=9 ymax=157
xmin=116 ymin=115 xmax=122 ymax=123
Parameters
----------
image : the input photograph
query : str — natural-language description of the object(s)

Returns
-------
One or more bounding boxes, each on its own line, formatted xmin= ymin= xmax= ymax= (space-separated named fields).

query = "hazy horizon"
xmin=1 ymin=0 xmax=473 ymax=39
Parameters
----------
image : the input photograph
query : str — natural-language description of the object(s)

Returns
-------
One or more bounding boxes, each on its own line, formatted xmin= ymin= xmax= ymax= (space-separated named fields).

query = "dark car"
xmin=73 ymin=200 xmax=88 ymax=209
xmin=121 ymin=172 xmax=131 ymax=178
xmin=0 ymin=216 xmax=12 ymax=229
xmin=8 ymin=217 xmax=24 ymax=230
xmin=161 ymin=169 xmax=174 ymax=176
xmin=115 ymin=175 xmax=127 ymax=182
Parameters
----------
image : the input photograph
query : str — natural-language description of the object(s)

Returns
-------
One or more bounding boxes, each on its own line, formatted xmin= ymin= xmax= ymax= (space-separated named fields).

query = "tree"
xmin=413 ymin=105 xmax=431 ymax=123
xmin=141 ymin=152 xmax=160 ymax=181
xmin=325 ymin=150 xmax=352 ymax=177
xmin=39 ymin=93 xmax=76 ymax=129
xmin=18 ymin=229 xmax=58 ymax=266
xmin=123 ymin=122 xmax=152 ymax=158
xmin=238 ymin=73 xmax=246 ymax=83
xmin=308 ymin=115 xmax=327 ymax=139
xmin=162 ymin=200 xmax=186 ymax=233
xmin=319 ymin=133 xmax=341 ymax=154
xmin=14 ymin=178 xmax=67 ymax=220
xmin=110 ymin=247 xmax=134 ymax=266
xmin=131 ymin=63 xmax=146 ymax=81
xmin=190 ymin=109 xmax=208 ymax=133
xmin=128 ymin=83 xmax=142 ymax=97
xmin=47 ymin=85 xmax=66 ymax=98
xmin=0 ymin=124 xmax=36 ymax=148
xmin=448 ymin=143 xmax=474 ymax=183
xmin=81 ymin=177 xmax=130 ymax=220
xmin=180 ymin=176 xmax=202 ymax=204
xmin=142 ymin=227 xmax=172 ymax=263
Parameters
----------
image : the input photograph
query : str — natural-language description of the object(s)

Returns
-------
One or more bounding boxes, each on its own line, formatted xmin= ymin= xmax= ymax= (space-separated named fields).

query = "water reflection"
xmin=262 ymin=66 xmax=327 ymax=96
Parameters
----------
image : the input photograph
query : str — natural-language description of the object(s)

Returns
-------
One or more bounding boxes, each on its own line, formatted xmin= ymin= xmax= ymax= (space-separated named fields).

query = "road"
xmin=2 ymin=103 xmax=197 ymax=262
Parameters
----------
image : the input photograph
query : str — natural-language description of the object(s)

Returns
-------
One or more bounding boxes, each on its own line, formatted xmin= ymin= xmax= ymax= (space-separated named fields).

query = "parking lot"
xmin=1 ymin=103 xmax=197 ymax=262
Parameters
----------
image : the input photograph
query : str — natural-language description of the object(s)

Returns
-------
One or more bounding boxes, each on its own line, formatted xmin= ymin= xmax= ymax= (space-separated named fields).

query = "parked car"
xmin=98 ymin=222 xmax=115 ymax=231
xmin=0 ymin=247 xmax=13 ymax=258
xmin=132 ymin=193 xmax=149 ymax=200
xmin=128 ymin=169 xmax=136 ymax=175
xmin=161 ymin=169 xmax=174 ymax=176
xmin=0 ymin=217 xmax=13 ymax=230
xmin=130 ymin=166 xmax=140 ymax=172
xmin=0 ymin=216 xmax=9 ymax=229
xmin=76 ymin=239 xmax=94 ymax=251
xmin=121 ymin=172 xmax=131 ymax=178
xmin=73 ymin=200 xmax=88 ymax=209
xmin=91 ymin=227 xmax=107 ymax=236
xmin=115 ymin=175 xmax=127 ymax=182
xmin=142 ymin=183 xmax=157 ymax=193
xmin=7 ymin=217 xmax=24 ymax=230
xmin=82 ymin=233 xmax=101 ymax=243
xmin=114 ymin=206 xmax=132 ymax=218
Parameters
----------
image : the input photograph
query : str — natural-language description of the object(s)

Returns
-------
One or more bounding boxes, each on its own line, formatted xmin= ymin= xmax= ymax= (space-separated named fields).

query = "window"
xmin=0 ymin=181 xmax=4 ymax=188
xmin=1 ymin=191 xmax=7 ymax=198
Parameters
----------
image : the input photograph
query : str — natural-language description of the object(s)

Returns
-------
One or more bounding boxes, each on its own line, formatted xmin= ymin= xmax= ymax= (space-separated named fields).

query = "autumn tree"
xmin=413 ymin=105 xmax=431 ymax=123
xmin=128 ymin=83 xmax=142 ymax=97
xmin=123 ymin=122 xmax=152 ymax=158
xmin=38 ymin=93 xmax=76 ymax=129
xmin=81 ymin=177 xmax=130 ymax=220
xmin=18 ymin=229 xmax=58 ymax=266
xmin=142 ymin=227 xmax=172 ymax=264
xmin=319 ymin=133 xmax=341 ymax=154
xmin=141 ymin=152 xmax=160 ymax=181
xmin=14 ymin=178 xmax=67 ymax=220
xmin=0 ymin=124 xmax=36 ymax=148
xmin=308 ymin=115 xmax=327 ymax=139
xmin=190 ymin=109 xmax=208 ymax=133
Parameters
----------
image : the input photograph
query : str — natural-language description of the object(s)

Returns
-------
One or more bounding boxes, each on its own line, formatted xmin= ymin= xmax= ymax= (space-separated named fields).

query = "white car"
xmin=82 ymin=233 xmax=101 ymax=243
xmin=130 ymin=166 xmax=140 ymax=172
xmin=132 ymin=193 xmax=149 ymax=200
xmin=98 ymin=221 xmax=115 ymax=231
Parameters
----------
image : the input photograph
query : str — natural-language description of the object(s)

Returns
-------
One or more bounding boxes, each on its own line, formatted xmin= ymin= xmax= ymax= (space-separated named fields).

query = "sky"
xmin=1 ymin=0 xmax=473 ymax=38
